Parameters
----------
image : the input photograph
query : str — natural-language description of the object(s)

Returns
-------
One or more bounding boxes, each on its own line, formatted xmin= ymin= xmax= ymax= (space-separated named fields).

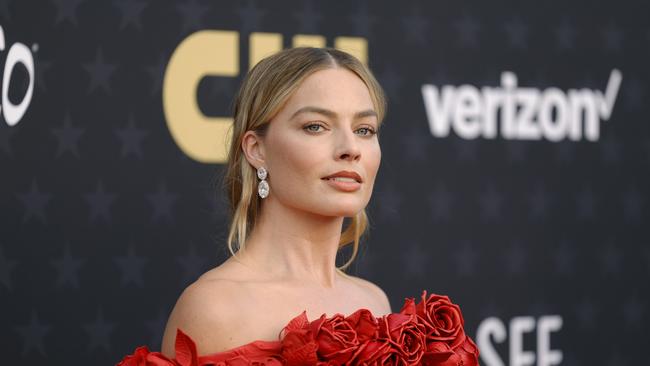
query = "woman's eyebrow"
xmin=290 ymin=106 xmax=377 ymax=120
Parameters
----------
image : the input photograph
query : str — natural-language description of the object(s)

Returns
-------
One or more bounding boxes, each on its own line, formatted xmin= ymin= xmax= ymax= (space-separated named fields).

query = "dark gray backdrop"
xmin=1 ymin=0 xmax=648 ymax=365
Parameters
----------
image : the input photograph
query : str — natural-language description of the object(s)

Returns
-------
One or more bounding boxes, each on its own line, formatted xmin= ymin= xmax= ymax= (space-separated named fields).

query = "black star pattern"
xmin=600 ymin=136 xmax=622 ymax=164
xmin=578 ymin=72 xmax=600 ymax=89
xmin=16 ymin=180 xmax=52 ymax=224
xmin=236 ymin=0 xmax=264 ymax=34
xmin=401 ymin=7 xmax=429 ymax=45
xmin=427 ymin=182 xmax=453 ymax=222
xmin=376 ymin=66 xmax=404 ymax=101
xmin=576 ymin=185 xmax=596 ymax=220
xmin=505 ymin=140 xmax=527 ymax=164
xmin=371 ymin=185 xmax=402 ymax=223
xmin=115 ymin=0 xmax=147 ymax=31
xmin=504 ymin=240 xmax=526 ymax=275
xmin=554 ymin=140 xmax=576 ymax=164
xmin=176 ymin=0 xmax=207 ymax=34
xmin=454 ymin=138 xmax=479 ymax=162
xmin=207 ymin=76 xmax=236 ymax=100
xmin=348 ymin=1 xmax=376 ymax=36
xmin=602 ymin=23 xmax=623 ymax=52
xmin=0 ymin=245 xmax=18 ymax=290
xmin=623 ymin=78 xmax=644 ymax=110
xmin=427 ymin=64 xmax=453 ymax=86
xmin=598 ymin=242 xmax=623 ymax=276
xmin=477 ymin=299 xmax=502 ymax=321
xmin=83 ymin=181 xmax=118 ymax=223
xmin=0 ymin=0 xmax=11 ymax=20
xmin=0 ymin=125 xmax=17 ymax=156
xmin=2 ymin=3 xmax=650 ymax=364
xmin=145 ymin=55 xmax=167 ymax=97
xmin=204 ymin=189 xmax=228 ymax=222
xmin=15 ymin=311 xmax=51 ymax=356
xmin=178 ymin=245 xmax=209 ymax=284
xmin=51 ymin=113 xmax=84 ymax=158
xmin=453 ymin=240 xmax=478 ymax=277
xmin=146 ymin=309 xmax=168 ymax=348
xmin=115 ymin=114 xmax=148 ymax=159
xmin=607 ymin=352 xmax=625 ymax=366
xmin=399 ymin=126 xmax=429 ymax=161
xmin=554 ymin=18 xmax=576 ymax=50
xmin=401 ymin=241 xmax=427 ymax=278
xmin=292 ymin=0 xmax=322 ymax=34
xmin=204 ymin=185 xmax=228 ymax=222
xmin=553 ymin=238 xmax=576 ymax=276
xmin=146 ymin=182 xmax=179 ymax=223
xmin=530 ymin=71 xmax=551 ymax=89
xmin=622 ymin=296 xmax=644 ymax=329
xmin=575 ymin=297 xmax=598 ymax=330
xmin=50 ymin=243 xmax=85 ymax=289
xmin=82 ymin=308 xmax=116 ymax=352
xmin=503 ymin=16 xmax=528 ymax=49
xmin=453 ymin=15 xmax=480 ymax=48
xmin=52 ymin=0 xmax=83 ymax=25
xmin=479 ymin=68 xmax=500 ymax=87
xmin=561 ymin=353 xmax=583 ymax=366
xmin=35 ymin=59 xmax=52 ymax=92
xmin=622 ymin=185 xmax=644 ymax=222
xmin=355 ymin=248 xmax=379 ymax=279
xmin=114 ymin=245 xmax=148 ymax=287
xmin=83 ymin=48 xmax=117 ymax=94
xmin=479 ymin=184 xmax=503 ymax=221
xmin=528 ymin=299 xmax=552 ymax=317
xmin=528 ymin=183 xmax=551 ymax=220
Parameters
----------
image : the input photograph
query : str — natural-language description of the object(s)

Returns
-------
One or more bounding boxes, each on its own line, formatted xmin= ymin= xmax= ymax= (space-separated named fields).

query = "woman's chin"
xmin=317 ymin=204 xmax=366 ymax=218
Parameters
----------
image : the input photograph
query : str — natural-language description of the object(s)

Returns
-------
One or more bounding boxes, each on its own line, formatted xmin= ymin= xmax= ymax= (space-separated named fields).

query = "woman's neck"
xmin=237 ymin=199 xmax=344 ymax=288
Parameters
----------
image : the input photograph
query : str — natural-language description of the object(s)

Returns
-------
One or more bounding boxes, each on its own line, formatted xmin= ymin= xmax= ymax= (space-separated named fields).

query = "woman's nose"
xmin=335 ymin=129 xmax=361 ymax=161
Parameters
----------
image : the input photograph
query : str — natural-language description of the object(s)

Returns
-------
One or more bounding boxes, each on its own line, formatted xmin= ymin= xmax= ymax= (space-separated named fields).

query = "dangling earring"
xmin=257 ymin=167 xmax=269 ymax=198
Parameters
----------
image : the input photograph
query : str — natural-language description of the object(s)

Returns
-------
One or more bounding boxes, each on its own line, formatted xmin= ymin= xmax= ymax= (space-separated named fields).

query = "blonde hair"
xmin=224 ymin=47 xmax=386 ymax=271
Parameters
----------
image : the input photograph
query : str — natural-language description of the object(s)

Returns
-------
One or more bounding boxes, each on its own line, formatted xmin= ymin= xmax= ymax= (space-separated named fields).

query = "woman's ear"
xmin=241 ymin=130 xmax=266 ymax=169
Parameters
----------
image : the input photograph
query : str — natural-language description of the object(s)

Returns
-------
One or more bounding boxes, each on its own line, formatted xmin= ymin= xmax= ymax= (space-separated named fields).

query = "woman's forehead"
xmin=283 ymin=68 xmax=375 ymax=115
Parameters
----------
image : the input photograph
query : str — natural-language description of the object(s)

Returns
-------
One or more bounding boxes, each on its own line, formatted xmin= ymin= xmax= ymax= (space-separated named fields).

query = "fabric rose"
xmin=210 ymin=355 xmax=284 ymax=366
xmin=377 ymin=313 xmax=427 ymax=365
xmin=281 ymin=311 xmax=319 ymax=366
xmin=345 ymin=309 xmax=379 ymax=344
xmin=199 ymin=339 xmax=284 ymax=366
xmin=349 ymin=339 xmax=393 ymax=366
xmin=116 ymin=329 xmax=200 ymax=366
xmin=401 ymin=291 xmax=480 ymax=366
xmin=455 ymin=335 xmax=479 ymax=366
xmin=310 ymin=313 xmax=358 ymax=364
xmin=116 ymin=346 xmax=179 ymax=366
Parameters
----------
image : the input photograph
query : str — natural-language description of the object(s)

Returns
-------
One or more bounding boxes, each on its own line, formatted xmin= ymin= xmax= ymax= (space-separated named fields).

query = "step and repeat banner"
xmin=1 ymin=0 xmax=648 ymax=365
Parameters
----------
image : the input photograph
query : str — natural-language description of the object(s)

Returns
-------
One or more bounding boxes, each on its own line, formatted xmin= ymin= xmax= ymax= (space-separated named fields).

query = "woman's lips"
xmin=322 ymin=176 xmax=362 ymax=192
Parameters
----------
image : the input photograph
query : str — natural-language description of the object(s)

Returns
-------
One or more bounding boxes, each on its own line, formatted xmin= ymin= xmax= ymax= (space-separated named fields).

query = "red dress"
xmin=116 ymin=291 xmax=480 ymax=366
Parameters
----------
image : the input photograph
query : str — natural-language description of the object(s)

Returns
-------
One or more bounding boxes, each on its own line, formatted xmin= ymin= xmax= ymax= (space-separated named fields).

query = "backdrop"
xmin=1 ymin=0 xmax=648 ymax=365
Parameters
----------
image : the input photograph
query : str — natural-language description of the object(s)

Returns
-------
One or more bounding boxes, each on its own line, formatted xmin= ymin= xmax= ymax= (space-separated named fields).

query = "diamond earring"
xmin=257 ymin=167 xmax=269 ymax=198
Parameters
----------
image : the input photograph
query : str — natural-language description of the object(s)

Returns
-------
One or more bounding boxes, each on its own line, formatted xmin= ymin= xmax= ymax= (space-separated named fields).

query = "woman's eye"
xmin=304 ymin=124 xmax=324 ymax=133
xmin=355 ymin=127 xmax=376 ymax=136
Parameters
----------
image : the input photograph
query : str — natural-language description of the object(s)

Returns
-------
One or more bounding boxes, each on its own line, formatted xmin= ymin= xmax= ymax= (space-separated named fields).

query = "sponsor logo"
xmin=163 ymin=30 xmax=367 ymax=163
xmin=476 ymin=315 xmax=563 ymax=366
xmin=0 ymin=25 xmax=35 ymax=127
xmin=422 ymin=70 xmax=622 ymax=141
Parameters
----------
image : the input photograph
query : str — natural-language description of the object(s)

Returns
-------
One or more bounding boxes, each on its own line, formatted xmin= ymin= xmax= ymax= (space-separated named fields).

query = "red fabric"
xmin=116 ymin=291 xmax=479 ymax=366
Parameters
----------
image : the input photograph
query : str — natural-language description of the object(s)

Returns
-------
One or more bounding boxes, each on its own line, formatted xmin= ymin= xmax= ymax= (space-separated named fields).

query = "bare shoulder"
xmin=161 ymin=276 xmax=246 ymax=358
xmin=344 ymin=274 xmax=392 ymax=315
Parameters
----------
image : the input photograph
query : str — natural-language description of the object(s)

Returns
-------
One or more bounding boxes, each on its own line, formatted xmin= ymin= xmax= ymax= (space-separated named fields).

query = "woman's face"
xmin=259 ymin=67 xmax=381 ymax=218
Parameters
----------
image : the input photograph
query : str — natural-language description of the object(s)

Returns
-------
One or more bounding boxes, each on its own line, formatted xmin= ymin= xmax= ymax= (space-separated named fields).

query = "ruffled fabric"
xmin=116 ymin=291 xmax=480 ymax=366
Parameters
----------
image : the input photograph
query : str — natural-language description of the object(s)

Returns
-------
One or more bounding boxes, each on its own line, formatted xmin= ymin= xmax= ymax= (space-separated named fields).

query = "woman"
xmin=118 ymin=47 xmax=479 ymax=366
